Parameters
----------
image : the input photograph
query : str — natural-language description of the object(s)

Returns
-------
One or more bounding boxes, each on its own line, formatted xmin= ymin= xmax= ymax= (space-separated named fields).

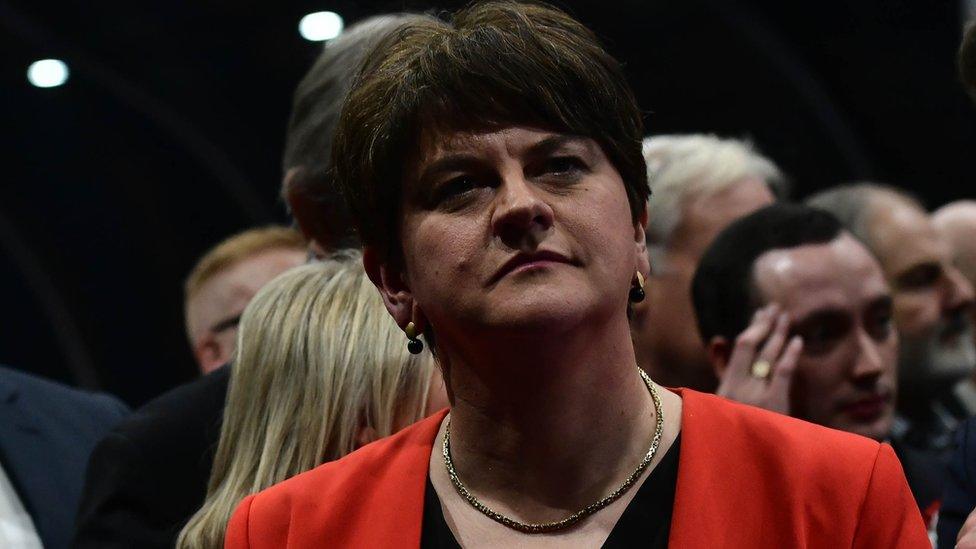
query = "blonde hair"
xmin=176 ymin=252 xmax=437 ymax=549
xmin=642 ymin=134 xmax=786 ymax=262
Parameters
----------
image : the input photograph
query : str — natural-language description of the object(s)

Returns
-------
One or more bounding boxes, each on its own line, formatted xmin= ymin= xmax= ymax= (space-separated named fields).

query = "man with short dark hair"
xmin=809 ymin=184 xmax=976 ymax=456
xmin=692 ymin=203 xmax=940 ymax=521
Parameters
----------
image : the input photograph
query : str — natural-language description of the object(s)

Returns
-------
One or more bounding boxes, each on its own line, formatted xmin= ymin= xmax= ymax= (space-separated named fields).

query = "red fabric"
xmin=225 ymin=389 xmax=930 ymax=548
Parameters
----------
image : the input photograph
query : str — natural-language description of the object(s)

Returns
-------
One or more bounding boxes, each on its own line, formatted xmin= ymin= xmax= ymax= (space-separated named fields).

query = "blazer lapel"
xmin=667 ymin=389 xmax=741 ymax=547
xmin=355 ymin=409 xmax=446 ymax=547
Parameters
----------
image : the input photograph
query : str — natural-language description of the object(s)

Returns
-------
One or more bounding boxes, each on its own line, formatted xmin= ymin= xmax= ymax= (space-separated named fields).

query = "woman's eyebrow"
xmin=525 ymin=135 xmax=591 ymax=158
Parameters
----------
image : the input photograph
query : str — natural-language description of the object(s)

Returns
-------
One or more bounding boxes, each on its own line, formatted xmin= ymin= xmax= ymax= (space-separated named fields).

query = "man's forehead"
xmin=869 ymin=194 xmax=939 ymax=246
xmin=753 ymin=236 xmax=886 ymax=307
xmin=868 ymin=198 xmax=948 ymax=273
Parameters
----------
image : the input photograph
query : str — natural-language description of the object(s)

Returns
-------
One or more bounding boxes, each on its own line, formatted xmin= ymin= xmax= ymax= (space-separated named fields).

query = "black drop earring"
xmin=405 ymin=321 xmax=424 ymax=354
xmin=629 ymin=271 xmax=646 ymax=303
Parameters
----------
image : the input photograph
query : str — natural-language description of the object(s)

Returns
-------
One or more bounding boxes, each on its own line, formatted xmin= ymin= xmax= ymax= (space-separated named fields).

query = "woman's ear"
xmin=634 ymin=206 xmax=651 ymax=278
xmin=363 ymin=246 xmax=416 ymax=328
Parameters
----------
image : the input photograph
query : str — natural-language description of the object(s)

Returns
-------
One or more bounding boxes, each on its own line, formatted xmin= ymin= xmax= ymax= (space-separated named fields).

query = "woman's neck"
xmin=437 ymin=314 xmax=660 ymax=519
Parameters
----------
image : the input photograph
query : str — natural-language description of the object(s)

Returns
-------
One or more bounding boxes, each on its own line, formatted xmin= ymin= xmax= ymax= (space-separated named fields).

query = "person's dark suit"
xmin=938 ymin=417 xmax=976 ymax=548
xmin=0 ymin=365 xmax=129 ymax=549
xmin=72 ymin=365 xmax=229 ymax=549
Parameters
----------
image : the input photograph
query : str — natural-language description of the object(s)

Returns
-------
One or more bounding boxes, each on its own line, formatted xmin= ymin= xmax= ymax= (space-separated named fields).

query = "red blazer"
xmin=225 ymin=389 xmax=929 ymax=548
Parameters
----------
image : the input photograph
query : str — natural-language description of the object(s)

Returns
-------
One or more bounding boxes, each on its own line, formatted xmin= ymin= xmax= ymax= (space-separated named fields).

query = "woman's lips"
xmin=491 ymin=250 xmax=573 ymax=284
xmin=507 ymin=259 xmax=565 ymax=276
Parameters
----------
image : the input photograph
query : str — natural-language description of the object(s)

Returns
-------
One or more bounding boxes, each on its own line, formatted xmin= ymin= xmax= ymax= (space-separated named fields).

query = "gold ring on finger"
xmin=750 ymin=360 xmax=772 ymax=379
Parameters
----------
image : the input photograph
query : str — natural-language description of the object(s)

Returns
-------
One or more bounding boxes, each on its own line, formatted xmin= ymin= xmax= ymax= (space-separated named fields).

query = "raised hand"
xmin=716 ymin=304 xmax=804 ymax=415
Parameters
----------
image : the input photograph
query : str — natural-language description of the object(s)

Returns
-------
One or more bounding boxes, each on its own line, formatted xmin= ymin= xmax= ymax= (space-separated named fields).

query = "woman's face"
xmin=393 ymin=126 xmax=646 ymax=342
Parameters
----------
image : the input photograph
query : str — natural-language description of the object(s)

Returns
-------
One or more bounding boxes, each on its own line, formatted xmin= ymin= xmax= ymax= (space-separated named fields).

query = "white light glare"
xmin=27 ymin=59 xmax=69 ymax=88
xmin=299 ymin=11 xmax=344 ymax=41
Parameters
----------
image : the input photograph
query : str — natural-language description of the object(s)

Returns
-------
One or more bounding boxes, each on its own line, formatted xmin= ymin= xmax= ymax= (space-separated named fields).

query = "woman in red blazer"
xmin=227 ymin=1 xmax=928 ymax=546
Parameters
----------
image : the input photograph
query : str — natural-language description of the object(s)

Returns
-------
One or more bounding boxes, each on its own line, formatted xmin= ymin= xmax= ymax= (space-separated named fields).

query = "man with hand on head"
xmin=809 ymin=184 xmax=976 ymax=457
xmin=693 ymin=203 xmax=940 ymax=522
xmin=632 ymin=134 xmax=786 ymax=392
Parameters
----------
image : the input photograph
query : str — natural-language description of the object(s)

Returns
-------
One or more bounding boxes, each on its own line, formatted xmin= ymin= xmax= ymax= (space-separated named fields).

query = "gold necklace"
xmin=441 ymin=367 xmax=664 ymax=534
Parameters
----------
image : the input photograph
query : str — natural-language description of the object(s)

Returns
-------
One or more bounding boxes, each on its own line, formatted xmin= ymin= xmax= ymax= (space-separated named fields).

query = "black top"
xmin=937 ymin=417 xmax=976 ymax=549
xmin=72 ymin=365 xmax=230 ymax=549
xmin=421 ymin=434 xmax=681 ymax=548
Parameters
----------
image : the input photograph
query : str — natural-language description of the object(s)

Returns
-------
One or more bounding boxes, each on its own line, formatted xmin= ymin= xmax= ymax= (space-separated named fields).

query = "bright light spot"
xmin=27 ymin=59 xmax=69 ymax=88
xmin=299 ymin=11 xmax=344 ymax=41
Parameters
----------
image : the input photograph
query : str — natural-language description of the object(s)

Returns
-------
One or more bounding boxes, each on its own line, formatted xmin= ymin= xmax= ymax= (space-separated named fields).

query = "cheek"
xmin=402 ymin=214 xmax=483 ymax=296
xmin=881 ymin=337 xmax=899 ymax=374
xmin=794 ymin=356 xmax=845 ymax=398
xmin=561 ymin=183 xmax=637 ymax=265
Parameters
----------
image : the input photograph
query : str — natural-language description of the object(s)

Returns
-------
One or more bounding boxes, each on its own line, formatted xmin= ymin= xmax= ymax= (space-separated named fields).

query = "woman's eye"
xmin=542 ymin=156 xmax=586 ymax=176
xmin=441 ymin=176 xmax=477 ymax=196
xmin=429 ymin=175 xmax=486 ymax=210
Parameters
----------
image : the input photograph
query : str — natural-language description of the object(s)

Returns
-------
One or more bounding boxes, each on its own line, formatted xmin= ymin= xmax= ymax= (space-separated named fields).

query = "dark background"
xmin=2 ymin=0 xmax=974 ymax=406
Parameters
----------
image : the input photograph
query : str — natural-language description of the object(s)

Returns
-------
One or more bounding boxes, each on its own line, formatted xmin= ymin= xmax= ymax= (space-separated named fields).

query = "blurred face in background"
xmin=187 ymin=248 xmax=307 ymax=374
xmin=752 ymin=234 xmax=897 ymax=441
xmin=866 ymin=194 xmax=976 ymax=391
xmin=933 ymin=202 xmax=976 ymax=350
xmin=633 ymin=177 xmax=774 ymax=390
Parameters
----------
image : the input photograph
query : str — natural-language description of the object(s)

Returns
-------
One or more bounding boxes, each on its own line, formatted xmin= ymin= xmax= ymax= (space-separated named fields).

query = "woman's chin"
xmin=477 ymin=294 xmax=608 ymax=334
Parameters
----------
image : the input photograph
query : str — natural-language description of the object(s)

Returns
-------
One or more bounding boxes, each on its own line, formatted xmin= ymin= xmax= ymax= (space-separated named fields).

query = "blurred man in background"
xmin=929 ymin=24 xmax=976 ymax=549
xmin=184 ymin=226 xmax=306 ymax=374
xmin=809 ymin=184 xmax=976 ymax=455
xmin=934 ymin=201 xmax=976 ymax=303
xmin=692 ymin=204 xmax=941 ymax=522
xmin=0 ymin=365 xmax=128 ymax=549
xmin=632 ymin=134 xmax=786 ymax=391
xmin=933 ymin=201 xmax=976 ymax=412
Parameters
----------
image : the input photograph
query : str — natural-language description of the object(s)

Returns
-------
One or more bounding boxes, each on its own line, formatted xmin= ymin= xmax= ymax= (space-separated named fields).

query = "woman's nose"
xmin=490 ymin=174 xmax=555 ymax=249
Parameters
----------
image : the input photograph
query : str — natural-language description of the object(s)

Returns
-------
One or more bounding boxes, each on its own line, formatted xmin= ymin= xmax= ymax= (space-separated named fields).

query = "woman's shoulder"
xmin=679 ymin=388 xmax=880 ymax=458
xmin=670 ymin=390 xmax=928 ymax=546
xmin=677 ymin=388 xmax=890 ymax=491
xmin=225 ymin=410 xmax=446 ymax=548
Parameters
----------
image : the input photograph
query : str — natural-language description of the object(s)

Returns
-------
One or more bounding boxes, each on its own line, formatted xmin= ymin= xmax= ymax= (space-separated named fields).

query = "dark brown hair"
xmin=331 ymin=1 xmax=648 ymax=257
